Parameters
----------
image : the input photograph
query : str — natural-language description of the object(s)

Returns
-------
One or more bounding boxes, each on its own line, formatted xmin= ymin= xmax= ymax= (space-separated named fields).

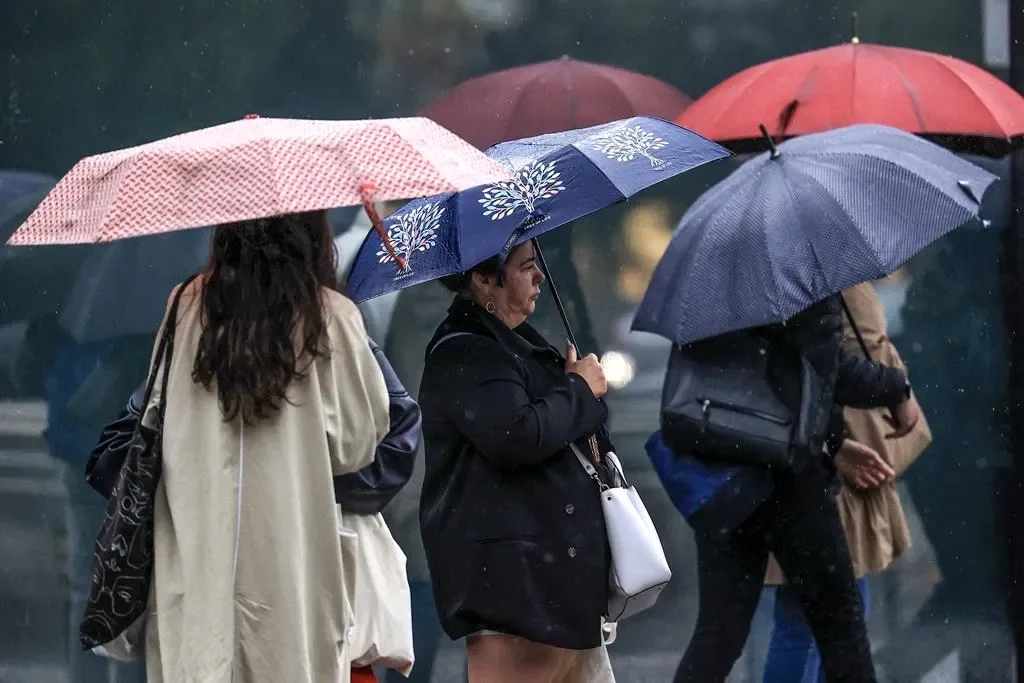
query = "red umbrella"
xmin=677 ymin=41 xmax=1024 ymax=156
xmin=421 ymin=55 xmax=691 ymax=150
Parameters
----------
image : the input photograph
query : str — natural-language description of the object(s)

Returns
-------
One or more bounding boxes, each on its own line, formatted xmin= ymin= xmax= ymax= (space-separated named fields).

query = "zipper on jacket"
xmin=696 ymin=398 xmax=791 ymax=425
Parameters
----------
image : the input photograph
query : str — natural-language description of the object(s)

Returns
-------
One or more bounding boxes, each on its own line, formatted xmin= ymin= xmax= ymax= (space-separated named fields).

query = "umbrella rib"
xmin=755 ymin=168 xmax=790 ymax=318
xmin=927 ymin=58 xmax=1006 ymax=134
xmin=673 ymin=162 xmax=782 ymax=337
xmin=815 ymin=148 xmax=990 ymax=208
xmin=783 ymin=164 xmax=866 ymax=296
xmin=262 ymin=132 xmax=285 ymax=216
xmin=873 ymin=49 xmax=931 ymax=130
xmin=696 ymin=63 xmax=780 ymax=140
xmin=793 ymin=153 xmax=959 ymax=274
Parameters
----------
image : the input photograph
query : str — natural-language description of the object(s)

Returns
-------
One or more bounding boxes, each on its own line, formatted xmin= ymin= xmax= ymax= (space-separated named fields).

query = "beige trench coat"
xmin=142 ymin=283 xmax=390 ymax=683
xmin=766 ymin=282 xmax=932 ymax=585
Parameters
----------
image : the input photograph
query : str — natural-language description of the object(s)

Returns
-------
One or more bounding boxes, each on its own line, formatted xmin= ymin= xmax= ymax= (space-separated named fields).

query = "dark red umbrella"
xmin=421 ymin=55 xmax=691 ymax=150
xmin=676 ymin=41 xmax=1024 ymax=156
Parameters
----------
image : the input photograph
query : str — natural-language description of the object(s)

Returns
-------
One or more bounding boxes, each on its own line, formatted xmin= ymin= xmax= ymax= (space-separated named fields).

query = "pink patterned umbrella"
xmin=5 ymin=115 xmax=513 ymax=266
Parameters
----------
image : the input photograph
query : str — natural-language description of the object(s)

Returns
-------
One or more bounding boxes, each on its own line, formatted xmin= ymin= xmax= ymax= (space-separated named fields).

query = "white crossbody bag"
xmin=570 ymin=443 xmax=672 ymax=623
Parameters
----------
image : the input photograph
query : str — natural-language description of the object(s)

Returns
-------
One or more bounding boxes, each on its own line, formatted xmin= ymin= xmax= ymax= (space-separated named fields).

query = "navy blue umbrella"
xmin=0 ymin=182 xmax=210 ymax=336
xmin=0 ymin=170 xmax=55 ymax=239
xmin=632 ymin=124 xmax=998 ymax=346
xmin=58 ymin=228 xmax=211 ymax=342
xmin=345 ymin=117 xmax=730 ymax=305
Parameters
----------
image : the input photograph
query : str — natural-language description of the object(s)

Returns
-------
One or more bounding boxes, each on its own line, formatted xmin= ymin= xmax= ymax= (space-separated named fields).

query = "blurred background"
xmin=0 ymin=1 xmax=1019 ymax=681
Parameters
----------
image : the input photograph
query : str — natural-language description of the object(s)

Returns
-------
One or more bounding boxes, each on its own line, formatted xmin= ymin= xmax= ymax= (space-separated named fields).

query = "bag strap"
xmin=839 ymin=294 xmax=872 ymax=360
xmin=569 ymin=442 xmax=609 ymax=491
xmin=143 ymin=275 xmax=198 ymax=419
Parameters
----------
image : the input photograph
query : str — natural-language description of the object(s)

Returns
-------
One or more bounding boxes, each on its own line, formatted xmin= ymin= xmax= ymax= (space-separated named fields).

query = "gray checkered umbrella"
xmin=632 ymin=124 xmax=998 ymax=345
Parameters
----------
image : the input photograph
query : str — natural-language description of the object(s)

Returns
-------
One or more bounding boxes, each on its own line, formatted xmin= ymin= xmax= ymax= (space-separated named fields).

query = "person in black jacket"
xmin=85 ymin=336 xmax=422 ymax=515
xmin=672 ymin=293 xmax=919 ymax=683
xmin=418 ymin=241 xmax=616 ymax=683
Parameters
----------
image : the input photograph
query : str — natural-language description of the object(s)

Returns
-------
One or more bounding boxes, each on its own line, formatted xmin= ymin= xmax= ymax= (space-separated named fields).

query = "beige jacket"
xmin=143 ymin=283 xmax=390 ymax=683
xmin=766 ymin=282 xmax=931 ymax=584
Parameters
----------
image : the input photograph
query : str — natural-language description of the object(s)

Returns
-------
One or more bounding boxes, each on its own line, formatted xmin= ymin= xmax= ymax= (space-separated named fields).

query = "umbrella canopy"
xmin=0 ymin=184 xmax=211 ymax=338
xmin=5 ymin=115 xmax=513 ymax=252
xmin=0 ymin=185 xmax=86 ymax=325
xmin=422 ymin=56 xmax=691 ymax=150
xmin=632 ymin=124 xmax=998 ymax=346
xmin=344 ymin=117 xmax=730 ymax=304
xmin=0 ymin=170 xmax=55 ymax=226
xmin=58 ymin=228 xmax=211 ymax=342
xmin=677 ymin=42 xmax=1024 ymax=156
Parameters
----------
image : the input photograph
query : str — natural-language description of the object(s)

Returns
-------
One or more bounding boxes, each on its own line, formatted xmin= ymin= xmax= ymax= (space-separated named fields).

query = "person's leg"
xmin=763 ymin=584 xmax=819 ymax=683
xmin=769 ymin=462 xmax=877 ymax=683
xmin=387 ymin=579 xmax=445 ymax=683
xmin=808 ymin=578 xmax=868 ymax=683
xmin=466 ymin=633 xmax=570 ymax=683
xmin=673 ymin=507 xmax=772 ymax=683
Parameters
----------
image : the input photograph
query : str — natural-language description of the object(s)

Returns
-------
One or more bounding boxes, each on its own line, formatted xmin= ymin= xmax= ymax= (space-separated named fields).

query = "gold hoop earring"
xmin=485 ymin=299 xmax=496 ymax=314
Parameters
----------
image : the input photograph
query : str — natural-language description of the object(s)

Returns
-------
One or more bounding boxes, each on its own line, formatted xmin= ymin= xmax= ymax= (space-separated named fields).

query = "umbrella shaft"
xmin=532 ymin=238 xmax=580 ymax=352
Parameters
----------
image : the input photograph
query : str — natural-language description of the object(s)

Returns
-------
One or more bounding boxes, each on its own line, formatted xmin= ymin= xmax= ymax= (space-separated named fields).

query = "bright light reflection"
xmin=601 ymin=350 xmax=636 ymax=390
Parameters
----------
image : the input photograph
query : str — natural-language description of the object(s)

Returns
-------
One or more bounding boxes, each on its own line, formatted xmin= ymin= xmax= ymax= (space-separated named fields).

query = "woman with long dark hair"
xmin=141 ymin=211 xmax=390 ymax=683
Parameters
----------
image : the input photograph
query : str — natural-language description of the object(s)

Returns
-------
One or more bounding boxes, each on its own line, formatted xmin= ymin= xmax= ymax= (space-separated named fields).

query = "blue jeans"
xmin=764 ymin=577 xmax=870 ymax=683
xmin=386 ymin=580 xmax=448 ymax=683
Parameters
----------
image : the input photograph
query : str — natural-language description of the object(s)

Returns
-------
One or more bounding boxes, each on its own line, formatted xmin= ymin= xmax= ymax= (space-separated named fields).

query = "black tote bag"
xmin=79 ymin=280 xmax=192 ymax=657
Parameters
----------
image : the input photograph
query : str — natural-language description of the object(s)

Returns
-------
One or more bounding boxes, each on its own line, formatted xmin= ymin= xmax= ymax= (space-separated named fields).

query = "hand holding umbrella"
xmin=565 ymin=342 xmax=608 ymax=399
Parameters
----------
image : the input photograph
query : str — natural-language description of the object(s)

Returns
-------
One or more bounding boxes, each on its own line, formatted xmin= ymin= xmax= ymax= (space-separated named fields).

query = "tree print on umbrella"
xmin=376 ymin=201 xmax=445 ymax=277
xmin=478 ymin=160 xmax=566 ymax=221
xmin=586 ymin=125 xmax=669 ymax=167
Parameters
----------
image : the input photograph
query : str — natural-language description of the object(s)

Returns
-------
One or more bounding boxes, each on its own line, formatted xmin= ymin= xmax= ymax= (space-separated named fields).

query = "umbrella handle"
xmin=359 ymin=184 xmax=406 ymax=270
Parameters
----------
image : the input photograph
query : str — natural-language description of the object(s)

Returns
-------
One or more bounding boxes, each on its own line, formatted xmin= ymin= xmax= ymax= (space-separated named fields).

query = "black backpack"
xmin=660 ymin=326 xmax=832 ymax=469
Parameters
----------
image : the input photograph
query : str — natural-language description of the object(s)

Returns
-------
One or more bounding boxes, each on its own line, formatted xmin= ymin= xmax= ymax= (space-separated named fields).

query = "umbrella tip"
xmin=758 ymin=124 xmax=781 ymax=159
xmin=244 ymin=113 xmax=260 ymax=120
xmin=850 ymin=11 xmax=860 ymax=44
xmin=560 ymin=54 xmax=571 ymax=61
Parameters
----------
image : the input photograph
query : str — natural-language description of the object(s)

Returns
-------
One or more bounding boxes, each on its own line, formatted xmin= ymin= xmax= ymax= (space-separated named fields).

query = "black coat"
xmin=418 ymin=298 xmax=613 ymax=649
xmin=785 ymin=294 xmax=910 ymax=452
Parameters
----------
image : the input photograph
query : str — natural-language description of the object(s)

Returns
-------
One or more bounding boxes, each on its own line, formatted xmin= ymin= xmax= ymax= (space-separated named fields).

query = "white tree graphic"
xmin=478 ymin=160 xmax=565 ymax=221
xmin=376 ymin=201 xmax=446 ymax=275
xmin=586 ymin=125 xmax=669 ymax=167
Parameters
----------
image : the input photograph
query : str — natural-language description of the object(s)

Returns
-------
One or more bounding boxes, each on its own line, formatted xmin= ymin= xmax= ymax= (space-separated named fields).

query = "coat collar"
xmin=427 ymin=297 xmax=562 ymax=363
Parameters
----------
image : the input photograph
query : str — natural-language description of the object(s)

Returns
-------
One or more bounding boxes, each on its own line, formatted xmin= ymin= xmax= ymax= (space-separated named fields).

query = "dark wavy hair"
xmin=192 ymin=210 xmax=338 ymax=423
